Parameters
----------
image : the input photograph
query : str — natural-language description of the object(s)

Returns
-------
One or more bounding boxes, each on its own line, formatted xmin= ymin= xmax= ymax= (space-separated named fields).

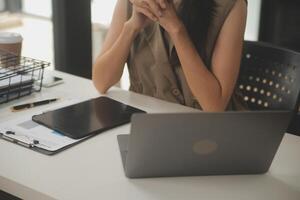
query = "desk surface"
xmin=0 ymin=70 xmax=299 ymax=200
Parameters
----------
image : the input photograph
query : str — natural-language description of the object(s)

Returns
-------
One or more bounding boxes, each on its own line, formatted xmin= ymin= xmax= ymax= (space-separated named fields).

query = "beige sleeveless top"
xmin=126 ymin=0 xmax=244 ymax=110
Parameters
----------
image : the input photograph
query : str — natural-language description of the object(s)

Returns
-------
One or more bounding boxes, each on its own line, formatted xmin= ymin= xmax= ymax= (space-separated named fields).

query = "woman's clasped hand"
xmin=128 ymin=0 xmax=184 ymax=33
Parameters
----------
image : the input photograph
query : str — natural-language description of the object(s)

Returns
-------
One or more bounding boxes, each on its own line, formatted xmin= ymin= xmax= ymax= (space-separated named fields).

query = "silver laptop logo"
xmin=193 ymin=140 xmax=218 ymax=155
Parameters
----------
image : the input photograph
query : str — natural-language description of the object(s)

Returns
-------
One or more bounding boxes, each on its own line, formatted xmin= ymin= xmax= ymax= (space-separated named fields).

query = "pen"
xmin=11 ymin=98 xmax=59 ymax=112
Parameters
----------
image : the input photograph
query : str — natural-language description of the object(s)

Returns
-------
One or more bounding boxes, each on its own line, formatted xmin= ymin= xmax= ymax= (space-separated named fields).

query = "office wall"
xmin=245 ymin=0 xmax=261 ymax=41
xmin=259 ymin=0 xmax=300 ymax=52
xmin=0 ymin=0 xmax=5 ymax=11
xmin=92 ymin=0 xmax=117 ymax=26
xmin=22 ymin=0 xmax=52 ymax=18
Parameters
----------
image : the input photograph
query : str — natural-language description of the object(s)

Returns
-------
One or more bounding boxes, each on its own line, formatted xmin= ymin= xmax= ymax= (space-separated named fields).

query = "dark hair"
xmin=178 ymin=0 xmax=216 ymax=65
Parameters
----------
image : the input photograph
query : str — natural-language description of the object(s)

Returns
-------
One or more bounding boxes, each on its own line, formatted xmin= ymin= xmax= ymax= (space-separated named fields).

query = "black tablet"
xmin=32 ymin=97 xmax=146 ymax=139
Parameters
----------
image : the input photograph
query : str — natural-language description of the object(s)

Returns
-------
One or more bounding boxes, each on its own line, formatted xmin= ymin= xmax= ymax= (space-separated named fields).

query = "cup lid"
xmin=0 ymin=32 xmax=23 ymax=44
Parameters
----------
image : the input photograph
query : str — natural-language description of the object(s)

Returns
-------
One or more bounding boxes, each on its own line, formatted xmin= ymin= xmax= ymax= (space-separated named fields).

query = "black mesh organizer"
xmin=0 ymin=50 xmax=49 ymax=104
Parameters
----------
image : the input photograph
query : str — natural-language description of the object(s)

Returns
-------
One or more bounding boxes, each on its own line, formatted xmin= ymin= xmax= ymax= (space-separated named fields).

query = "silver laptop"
xmin=117 ymin=111 xmax=292 ymax=178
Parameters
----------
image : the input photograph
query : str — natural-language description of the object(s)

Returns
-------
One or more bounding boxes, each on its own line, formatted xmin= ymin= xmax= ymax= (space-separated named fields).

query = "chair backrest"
xmin=235 ymin=41 xmax=300 ymax=136
xmin=235 ymin=41 xmax=300 ymax=111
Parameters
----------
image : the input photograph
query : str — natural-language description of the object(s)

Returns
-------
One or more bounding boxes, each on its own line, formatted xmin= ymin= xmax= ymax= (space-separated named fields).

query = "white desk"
xmin=0 ymin=71 xmax=300 ymax=200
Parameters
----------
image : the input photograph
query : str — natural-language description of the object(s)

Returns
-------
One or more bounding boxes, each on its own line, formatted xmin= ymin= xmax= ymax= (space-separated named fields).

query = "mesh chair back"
xmin=236 ymin=41 xmax=300 ymax=111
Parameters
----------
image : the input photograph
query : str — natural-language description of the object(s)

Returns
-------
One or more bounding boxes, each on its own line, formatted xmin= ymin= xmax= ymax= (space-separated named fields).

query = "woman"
xmin=93 ymin=0 xmax=247 ymax=111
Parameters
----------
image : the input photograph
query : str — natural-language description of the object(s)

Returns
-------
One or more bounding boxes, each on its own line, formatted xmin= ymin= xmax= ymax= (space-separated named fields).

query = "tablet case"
xmin=32 ymin=97 xmax=146 ymax=139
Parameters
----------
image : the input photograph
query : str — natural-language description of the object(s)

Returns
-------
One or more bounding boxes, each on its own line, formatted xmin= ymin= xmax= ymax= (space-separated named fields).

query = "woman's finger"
xmin=156 ymin=0 xmax=167 ymax=9
xmin=136 ymin=6 xmax=158 ymax=21
xmin=144 ymin=0 xmax=163 ymax=17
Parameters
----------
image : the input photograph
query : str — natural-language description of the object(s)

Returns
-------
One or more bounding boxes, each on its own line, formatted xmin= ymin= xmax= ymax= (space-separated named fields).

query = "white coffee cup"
xmin=0 ymin=32 xmax=23 ymax=56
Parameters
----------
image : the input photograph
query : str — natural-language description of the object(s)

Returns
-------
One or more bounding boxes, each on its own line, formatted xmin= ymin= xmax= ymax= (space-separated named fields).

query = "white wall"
xmin=91 ymin=0 xmax=117 ymax=26
xmin=245 ymin=0 xmax=262 ymax=41
xmin=22 ymin=0 xmax=52 ymax=18
xmin=91 ymin=0 xmax=117 ymax=62
xmin=0 ymin=0 xmax=5 ymax=11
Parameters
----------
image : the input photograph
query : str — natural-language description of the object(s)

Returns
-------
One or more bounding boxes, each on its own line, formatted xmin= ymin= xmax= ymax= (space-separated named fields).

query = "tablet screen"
xmin=32 ymin=97 xmax=146 ymax=139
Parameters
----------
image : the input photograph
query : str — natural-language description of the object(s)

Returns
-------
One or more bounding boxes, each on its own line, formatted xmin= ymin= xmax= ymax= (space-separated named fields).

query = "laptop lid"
xmin=122 ymin=111 xmax=292 ymax=178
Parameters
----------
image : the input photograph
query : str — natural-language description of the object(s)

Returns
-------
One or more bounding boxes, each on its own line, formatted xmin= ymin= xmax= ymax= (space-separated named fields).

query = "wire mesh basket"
xmin=0 ymin=50 xmax=49 ymax=104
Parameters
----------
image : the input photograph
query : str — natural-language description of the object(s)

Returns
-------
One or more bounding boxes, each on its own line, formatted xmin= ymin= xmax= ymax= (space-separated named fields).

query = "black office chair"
xmin=234 ymin=41 xmax=300 ymax=136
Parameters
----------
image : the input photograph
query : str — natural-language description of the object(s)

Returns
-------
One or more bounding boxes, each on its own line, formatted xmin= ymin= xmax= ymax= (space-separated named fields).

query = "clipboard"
xmin=0 ymin=132 xmax=81 ymax=155
xmin=0 ymin=117 xmax=89 ymax=155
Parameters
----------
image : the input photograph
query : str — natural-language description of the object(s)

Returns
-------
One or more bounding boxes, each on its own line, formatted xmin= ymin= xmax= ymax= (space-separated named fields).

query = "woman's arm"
xmin=159 ymin=0 xmax=247 ymax=111
xmin=93 ymin=0 xmax=165 ymax=94
xmin=93 ymin=0 xmax=134 ymax=93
